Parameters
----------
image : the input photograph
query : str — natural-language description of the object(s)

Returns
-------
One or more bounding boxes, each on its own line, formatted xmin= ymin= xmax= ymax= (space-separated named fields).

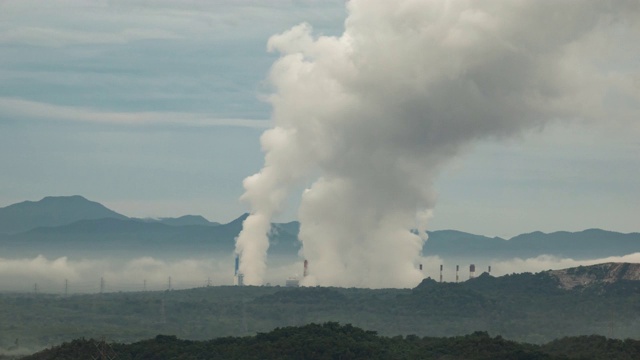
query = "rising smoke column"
xmin=236 ymin=0 xmax=639 ymax=287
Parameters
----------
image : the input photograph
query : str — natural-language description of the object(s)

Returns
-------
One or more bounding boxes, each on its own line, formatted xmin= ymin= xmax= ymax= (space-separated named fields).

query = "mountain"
xmin=505 ymin=229 xmax=640 ymax=259
xmin=158 ymin=215 xmax=219 ymax=226
xmin=0 ymin=212 xmax=299 ymax=259
xmin=134 ymin=215 xmax=219 ymax=226
xmin=423 ymin=230 xmax=507 ymax=256
xmin=0 ymin=215 xmax=243 ymax=258
xmin=0 ymin=195 xmax=127 ymax=234
xmin=423 ymin=229 xmax=640 ymax=260
xmin=0 ymin=196 xmax=638 ymax=261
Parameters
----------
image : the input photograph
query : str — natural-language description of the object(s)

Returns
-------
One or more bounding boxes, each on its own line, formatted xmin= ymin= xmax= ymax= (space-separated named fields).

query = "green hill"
xmin=1 ymin=263 xmax=639 ymax=353
xmin=18 ymin=323 xmax=640 ymax=360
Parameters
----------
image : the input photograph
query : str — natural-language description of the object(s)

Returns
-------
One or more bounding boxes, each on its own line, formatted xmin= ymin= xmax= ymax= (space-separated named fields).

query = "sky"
xmin=1 ymin=0 xmax=639 ymax=239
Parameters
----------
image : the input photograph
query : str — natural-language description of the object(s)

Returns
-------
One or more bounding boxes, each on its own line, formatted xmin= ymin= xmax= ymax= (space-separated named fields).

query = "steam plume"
xmin=235 ymin=0 xmax=639 ymax=287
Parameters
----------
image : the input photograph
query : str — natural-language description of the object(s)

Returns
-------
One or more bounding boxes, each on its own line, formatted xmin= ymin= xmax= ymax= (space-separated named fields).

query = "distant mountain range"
xmin=0 ymin=196 xmax=638 ymax=260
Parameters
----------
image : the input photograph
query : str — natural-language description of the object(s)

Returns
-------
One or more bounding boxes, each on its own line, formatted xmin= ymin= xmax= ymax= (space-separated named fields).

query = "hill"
xmin=549 ymin=262 xmax=640 ymax=289
xmin=0 ymin=263 xmax=638 ymax=352
xmin=21 ymin=323 xmax=640 ymax=360
xmin=0 ymin=196 xmax=127 ymax=234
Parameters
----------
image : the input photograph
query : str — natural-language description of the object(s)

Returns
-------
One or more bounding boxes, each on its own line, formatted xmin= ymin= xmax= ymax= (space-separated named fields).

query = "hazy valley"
xmin=1 ymin=196 xmax=639 ymax=292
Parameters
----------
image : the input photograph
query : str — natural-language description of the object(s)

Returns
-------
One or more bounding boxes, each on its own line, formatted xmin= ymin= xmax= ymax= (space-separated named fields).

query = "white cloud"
xmin=490 ymin=253 xmax=640 ymax=277
xmin=0 ymin=255 xmax=231 ymax=293
xmin=0 ymin=27 xmax=181 ymax=47
xmin=0 ymin=255 xmax=318 ymax=293
xmin=0 ymin=98 xmax=269 ymax=128
xmin=2 ymin=254 xmax=637 ymax=292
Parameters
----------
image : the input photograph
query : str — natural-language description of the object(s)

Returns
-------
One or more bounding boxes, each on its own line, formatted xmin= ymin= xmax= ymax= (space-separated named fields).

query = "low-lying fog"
xmin=1 ymin=252 xmax=639 ymax=294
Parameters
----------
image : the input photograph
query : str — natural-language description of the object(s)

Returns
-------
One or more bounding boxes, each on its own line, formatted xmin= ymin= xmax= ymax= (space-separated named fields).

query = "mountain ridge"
xmin=0 ymin=195 xmax=128 ymax=234
xmin=0 ymin=196 xmax=639 ymax=261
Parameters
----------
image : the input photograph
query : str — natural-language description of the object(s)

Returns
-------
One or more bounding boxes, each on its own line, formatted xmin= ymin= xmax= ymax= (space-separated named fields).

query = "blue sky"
xmin=1 ymin=0 xmax=639 ymax=238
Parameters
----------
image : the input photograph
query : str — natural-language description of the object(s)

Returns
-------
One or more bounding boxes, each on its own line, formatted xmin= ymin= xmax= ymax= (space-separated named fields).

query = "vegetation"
xmin=18 ymin=323 xmax=640 ymax=360
xmin=1 ymin=269 xmax=639 ymax=354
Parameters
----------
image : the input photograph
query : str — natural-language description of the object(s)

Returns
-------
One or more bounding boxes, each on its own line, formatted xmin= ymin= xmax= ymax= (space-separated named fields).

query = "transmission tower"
xmin=91 ymin=338 xmax=119 ymax=360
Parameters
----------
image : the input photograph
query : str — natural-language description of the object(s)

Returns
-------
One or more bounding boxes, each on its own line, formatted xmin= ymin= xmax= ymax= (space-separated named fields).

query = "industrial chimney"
xmin=469 ymin=264 xmax=476 ymax=279
xmin=234 ymin=255 xmax=243 ymax=286
xmin=303 ymin=260 xmax=309 ymax=277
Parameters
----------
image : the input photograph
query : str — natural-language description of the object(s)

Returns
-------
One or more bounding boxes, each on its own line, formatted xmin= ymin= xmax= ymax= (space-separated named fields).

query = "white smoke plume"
xmin=236 ymin=0 xmax=640 ymax=287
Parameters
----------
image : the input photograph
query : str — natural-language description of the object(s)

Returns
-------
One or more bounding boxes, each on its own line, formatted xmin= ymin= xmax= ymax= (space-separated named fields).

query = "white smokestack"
xmin=236 ymin=0 xmax=639 ymax=287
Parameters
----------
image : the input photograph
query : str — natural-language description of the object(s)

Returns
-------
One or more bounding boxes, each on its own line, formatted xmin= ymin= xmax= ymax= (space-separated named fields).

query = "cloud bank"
xmin=235 ymin=0 xmax=640 ymax=288
xmin=2 ymin=253 xmax=639 ymax=293
xmin=0 ymin=255 xmax=302 ymax=293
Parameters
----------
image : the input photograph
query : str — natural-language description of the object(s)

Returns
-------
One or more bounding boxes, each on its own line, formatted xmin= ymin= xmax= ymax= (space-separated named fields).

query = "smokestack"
xmin=469 ymin=264 xmax=476 ymax=280
xmin=439 ymin=264 xmax=443 ymax=283
xmin=488 ymin=265 xmax=491 ymax=274
xmin=304 ymin=260 xmax=309 ymax=277
xmin=234 ymin=254 xmax=243 ymax=286
xmin=456 ymin=265 xmax=459 ymax=283
xmin=419 ymin=263 xmax=423 ymax=271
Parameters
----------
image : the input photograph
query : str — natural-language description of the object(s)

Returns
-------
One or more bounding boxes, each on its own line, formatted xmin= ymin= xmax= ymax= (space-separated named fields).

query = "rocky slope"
xmin=548 ymin=262 xmax=640 ymax=289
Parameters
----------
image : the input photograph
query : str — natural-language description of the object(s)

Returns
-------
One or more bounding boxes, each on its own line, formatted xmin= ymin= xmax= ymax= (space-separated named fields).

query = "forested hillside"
xmin=18 ymin=323 xmax=640 ymax=360
xmin=1 ymin=264 xmax=639 ymax=354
